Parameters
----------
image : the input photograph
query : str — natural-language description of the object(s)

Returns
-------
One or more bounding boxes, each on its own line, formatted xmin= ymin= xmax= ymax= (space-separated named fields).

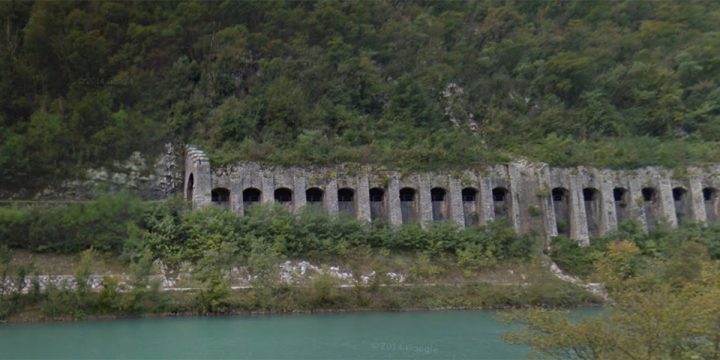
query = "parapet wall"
xmin=185 ymin=146 xmax=720 ymax=244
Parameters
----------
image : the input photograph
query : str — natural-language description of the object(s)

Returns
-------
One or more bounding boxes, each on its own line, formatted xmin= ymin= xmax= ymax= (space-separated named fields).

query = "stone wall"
xmin=185 ymin=146 xmax=720 ymax=243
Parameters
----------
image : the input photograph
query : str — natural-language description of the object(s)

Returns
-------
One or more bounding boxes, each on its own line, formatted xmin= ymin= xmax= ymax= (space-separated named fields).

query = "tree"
xmin=503 ymin=243 xmax=720 ymax=359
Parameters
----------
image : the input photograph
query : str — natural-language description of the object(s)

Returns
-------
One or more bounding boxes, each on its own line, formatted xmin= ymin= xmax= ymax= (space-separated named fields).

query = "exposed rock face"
xmin=185 ymin=145 xmax=720 ymax=244
xmin=32 ymin=144 xmax=184 ymax=201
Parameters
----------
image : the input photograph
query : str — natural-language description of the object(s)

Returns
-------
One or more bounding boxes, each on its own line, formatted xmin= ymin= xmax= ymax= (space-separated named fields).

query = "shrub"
xmin=549 ymin=236 xmax=600 ymax=277
xmin=0 ymin=207 xmax=31 ymax=248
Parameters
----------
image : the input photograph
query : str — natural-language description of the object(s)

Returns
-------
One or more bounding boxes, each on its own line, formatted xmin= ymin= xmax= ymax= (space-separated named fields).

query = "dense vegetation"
xmin=0 ymin=194 xmax=532 ymax=263
xmin=3 ymin=1 xmax=720 ymax=193
xmin=0 ymin=244 xmax=590 ymax=321
xmin=0 ymin=195 xmax=581 ymax=321
xmin=501 ymin=222 xmax=720 ymax=359
xmin=549 ymin=220 xmax=720 ymax=278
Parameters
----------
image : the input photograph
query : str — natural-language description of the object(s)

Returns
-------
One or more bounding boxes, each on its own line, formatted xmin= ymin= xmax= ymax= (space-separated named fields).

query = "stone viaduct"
xmin=185 ymin=146 xmax=720 ymax=244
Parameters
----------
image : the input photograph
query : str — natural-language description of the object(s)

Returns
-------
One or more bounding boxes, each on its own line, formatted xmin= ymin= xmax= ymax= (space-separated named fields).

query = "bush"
xmin=550 ymin=220 xmax=720 ymax=279
xmin=0 ymin=207 xmax=31 ymax=248
xmin=1 ymin=193 xmax=147 ymax=253
xmin=131 ymin=203 xmax=535 ymax=267
xmin=549 ymin=236 xmax=602 ymax=277
xmin=2 ymin=196 xmax=536 ymax=272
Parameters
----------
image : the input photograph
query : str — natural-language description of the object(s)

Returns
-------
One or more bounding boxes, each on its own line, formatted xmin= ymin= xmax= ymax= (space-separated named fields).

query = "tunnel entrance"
xmin=431 ymin=187 xmax=448 ymax=222
xmin=186 ymin=173 xmax=194 ymax=201
xmin=461 ymin=187 xmax=479 ymax=226
xmin=306 ymin=187 xmax=324 ymax=211
xmin=704 ymin=187 xmax=718 ymax=224
xmin=274 ymin=188 xmax=293 ymax=208
xmin=369 ymin=187 xmax=386 ymax=221
xmin=492 ymin=187 xmax=509 ymax=219
xmin=211 ymin=188 xmax=230 ymax=209
xmin=243 ymin=188 xmax=261 ymax=211
xmin=642 ymin=187 xmax=659 ymax=232
xmin=400 ymin=187 xmax=418 ymax=224
xmin=338 ymin=188 xmax=356 ymax=216
xmin=552 ymin=188 xmax=570 ymax=237
xmin=613 ymin=188 xmax=629 ymax=225
xmin=672 ymin=187 xmax=690 ymax=225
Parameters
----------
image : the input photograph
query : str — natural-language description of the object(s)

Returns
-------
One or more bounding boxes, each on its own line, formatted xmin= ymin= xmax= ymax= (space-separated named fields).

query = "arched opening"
xmin=186 ymin=173 xmax=194 ymax=201
xmin=243 ymin=188 xmax=261 ymax=211
xmin=552 ymin=187 xmax=570 ymax=236
xmin=430 ymin=187 xmax=448 ymax=222
xmin=672 ymin=187 xmax=690 ymax=225
xmin=583 ymin=188 xmax=601 ymax=238
xmin=461 ymin=187 xmax=479 ymax=226
xmin=399 ymin=187 xmax=418 ymax=224
xmin=613 ymin=188 xmax=629 ymax=224
xmin=369 ymin=187 xmax=386 ymax=221
xmin=274 ymin=188 xmax=293 ymax=208
xmin=306 ymin=187 xmax=324 ymax=210
xmin=492 ymin=187 xmax=509 ymax=219
xmin=211 ymin=187 xmax=230 ymax=209
xmin=338 ymin=188 xmax=356 ymax=216
xmin=704 ymin=187 xmax=718 ymax=223
xmin=642 ymin=187 xmax=658 ymax=232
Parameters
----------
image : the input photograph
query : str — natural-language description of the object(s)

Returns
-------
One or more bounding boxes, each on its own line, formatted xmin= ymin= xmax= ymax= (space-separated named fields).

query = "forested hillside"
xmin=2 ymin=1 xmax=720 ymax=192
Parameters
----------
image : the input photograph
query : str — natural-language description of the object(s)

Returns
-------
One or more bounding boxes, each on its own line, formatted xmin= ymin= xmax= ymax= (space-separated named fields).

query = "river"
xmin=0 ymin=311 xmax=532 ymax=359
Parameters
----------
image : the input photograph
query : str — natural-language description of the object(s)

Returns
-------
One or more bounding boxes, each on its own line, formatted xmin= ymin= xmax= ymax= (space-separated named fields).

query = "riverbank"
xmin=0 ymin=201 xmax=599 ymax=323
xmin=1 ymin=250 xmax=600 ymax=323
xmin=2 ymin=282 xmax=601 ymax=324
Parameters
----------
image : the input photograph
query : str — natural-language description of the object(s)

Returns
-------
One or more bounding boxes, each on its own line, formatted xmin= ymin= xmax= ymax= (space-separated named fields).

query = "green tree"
xmin=504 ymin=243 xmax=720 ymax=359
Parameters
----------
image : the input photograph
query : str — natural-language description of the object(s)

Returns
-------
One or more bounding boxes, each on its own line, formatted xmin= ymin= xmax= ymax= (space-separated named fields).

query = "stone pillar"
xmin=388 ymin=177 xmax=403 ymax=227
xmin=325 ymin=178 xmax=339 ymax=217
xmin=628 ymin=177 xmax=647 ymax=232
xmin=293 ymin=172 xmax=307 ymax=212
xmin=448 ymin=177 xmax=465 ymax=227
xmin=418 ymin=176 xmax=433 ymax=228
xmin=569 ymin=176 xmax=590 ymax=245
xmin=356 ymin=175 xmax=371 ymax=222
xmin=539 ymin=166 xmax=557 ymax=239
xmin=658 ymin=177 xmax=678 ymax=228
xmin=689 ymin=176 xmax=707 ymax=223
xmin=261 ymin=173 xmax=274 ymax=205
xmin=193 ymin=165 xmax=213 ymax=209
xmin=507 ymin=164 xmax=523 ymax=233
xmin=231 ymin=179 xmax=243 ymax=215
xmin=598 ymin=171 xmax=617 ymax=235
xmin=479 ymin=177 xmax=495 ymax=225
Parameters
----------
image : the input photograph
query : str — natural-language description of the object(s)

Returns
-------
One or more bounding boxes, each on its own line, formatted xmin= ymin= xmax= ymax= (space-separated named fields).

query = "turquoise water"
xmin=0 ymin=311 xmax=528 ymax=359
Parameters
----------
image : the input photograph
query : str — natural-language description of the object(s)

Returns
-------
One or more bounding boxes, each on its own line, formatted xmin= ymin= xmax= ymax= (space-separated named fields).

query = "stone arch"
xmin=430 ymin=187 xmax=449 ymax=222
xmin=583 ymin=187 xmax=601 ymax=238
xmin=399 ymin=187 xmax=418 ymax=224
xmin=672 ymin=187 xmax=690 ymax=225
xmin=613 ymin=187 xmax=629 ymax=224
xmin=306 ymin=187 xmax=324 ymax=210
xmin=274 ymin=188 xmax=293 ymax=208
xmin=186 ymin=173 xmax=194 ymax=201
xmin=211 ymin=187 xmax=230 ymax=209
xmin=243 ymin=188 xmax=262 ymax=211
xmin=369 ymin=187 xmax=386 ymax=221
xmin=704 ymin=187 xmax=718 ymax=223
xmin=338 ymin=188 xmax=356 ymax=216
xmin=492 ymin=187 xmax=509 ymax=219
xmin=552 ymin=187 xmax=570 ymax=237
xmin=461 ymin=187 xmax=479 ymax=226
xmin=642 ymin=187 xmax=659 ymax=232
